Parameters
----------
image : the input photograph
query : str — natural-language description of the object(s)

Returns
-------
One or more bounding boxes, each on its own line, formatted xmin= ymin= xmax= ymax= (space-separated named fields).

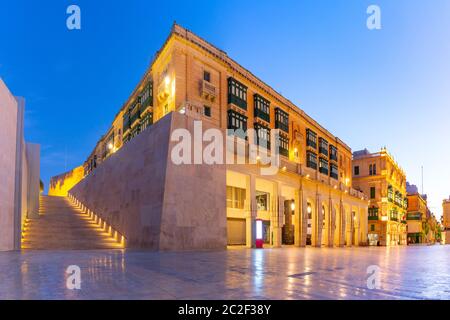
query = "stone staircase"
xmin=22 ymin=196 xmax=123 ymax=250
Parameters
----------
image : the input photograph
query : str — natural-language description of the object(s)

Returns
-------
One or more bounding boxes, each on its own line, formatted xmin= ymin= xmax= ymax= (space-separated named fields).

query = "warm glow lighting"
xmin=107 ymin=143 xmax=113 ymax=150
xmin=307 ymin=204 xmax=312 ymax=214
xmin=381 ymin=216 xmax=388 ymax=222
xmin=164 ymin=75 xmax=170 ymax=86
xmin=290 ymin=201 xmax=296 ymax=211
xmin=306 ymin=174 xmax=310 ymax=179
xmin=256 ymin=220 xmax=263 ymax=240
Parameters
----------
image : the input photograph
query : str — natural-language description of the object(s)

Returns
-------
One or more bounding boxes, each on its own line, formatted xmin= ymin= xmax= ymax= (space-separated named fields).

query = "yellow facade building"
xmin=352 ymin=148 xmax=407 ymax=246
xmin=53 ymin=23 xmax=369 ymax=248
xmin=406 ymin=192 xmax=428 ymax=244
xmin=443 ymin=198 xmax=450 ymax=244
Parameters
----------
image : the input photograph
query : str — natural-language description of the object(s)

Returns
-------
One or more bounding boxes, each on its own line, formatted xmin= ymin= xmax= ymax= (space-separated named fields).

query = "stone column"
xmin=246 ymin=174 xmax=256 ymax=248
xmin=345 ymin=208 xmax=353 ymax=247
xmin=328 ymin=196 xmax=335 ymax=248
xmin=313 ymin=192 xmax=322 ymax=247
xmin=271 ymin=182 xmax=283 ymax=248
xmin=294 ymin=188 xmax=302 ymax=247
xmin=340 ymin=199 xmax=346 ymax=247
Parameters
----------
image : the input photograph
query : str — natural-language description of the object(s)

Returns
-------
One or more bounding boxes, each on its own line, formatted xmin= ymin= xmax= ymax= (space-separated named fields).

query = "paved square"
xmin=0 ymin=246 xmax=449 ymax=299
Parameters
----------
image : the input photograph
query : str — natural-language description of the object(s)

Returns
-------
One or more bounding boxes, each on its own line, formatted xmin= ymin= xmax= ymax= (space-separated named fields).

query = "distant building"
xmin=352 ymin=148 xmax=408 ymax=246
xmin=443 ymin=198 xmax=450 ymax=244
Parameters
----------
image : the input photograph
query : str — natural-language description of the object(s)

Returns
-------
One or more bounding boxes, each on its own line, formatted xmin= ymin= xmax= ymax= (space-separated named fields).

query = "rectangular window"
xmin=254 ymin=123 xmax=271 ymax=149
xmin=388 ymin=186 xmax=394 ymax=202
xmin=319 ymin=138 xmax=328 ymax=156
xmin=254 ymin=94 xmax=270 ymax=122
xmin=306 ymin=129 xmax=317 ymax=149
xmin=228 ymin=77 xmax=247 ymax=110
xmin=204 ymin=71 xmax=211 ymax=82
xmin=368 ymin=207 xmax=379 ymax=220
xmin=278 ymin=134 xmax=289 ymax=157
xmin=319 ymin=158 xmax=329 ymax=175
xmin=140 ymin=81 xmax=153 ymax=110
xmin=204 ymin=105 xmax=211 ymax=117
xmin=354 ymin=166 xmax=360 ymax=176
xmin=275 ymin=108 xmax=289 ymax=132
xmin=226 ymin=186 xmax=246 ymax=209
xmin=370 ymin=225 xmax=375 ymax=231
xmin=256 ymin=191 xmax=270 ymax=211
xmin=227 ymin=110 xmax=248 ymax=137
xmin=330 ymin=164 xmax=338 ymax=180
xmin=141 ymin=112 xmax=153 ymax=131
xmin=370 ymin=187 xmax=376 ymax=199
xmin=369 ymin=164 xmax=373 ymax=176
xmin=306 ymin=151 xmax=318 ymax=170
xmin=329 ymin=145 xmax=338 ymax=161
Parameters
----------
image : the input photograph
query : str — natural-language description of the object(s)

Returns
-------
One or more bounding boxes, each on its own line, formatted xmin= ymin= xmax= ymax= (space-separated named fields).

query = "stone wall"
xmin=0 ymin=79 xmax=19 ymax=251
xmin=69 ymin=112 xmax=227 ymax=250
xmin=49 ymin=166 xmax=84 ymax=197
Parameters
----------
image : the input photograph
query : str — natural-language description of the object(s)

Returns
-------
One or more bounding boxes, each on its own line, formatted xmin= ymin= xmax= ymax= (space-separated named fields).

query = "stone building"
xmin=58 ymin=24 xmax=368 ymax=250
xmin=406 ymin=192 xmax=428 ymax=244
xmin=352 ymin=148 xmax=407 ymax=246
xmin=443 ymin=198 xmax=450 ymax=244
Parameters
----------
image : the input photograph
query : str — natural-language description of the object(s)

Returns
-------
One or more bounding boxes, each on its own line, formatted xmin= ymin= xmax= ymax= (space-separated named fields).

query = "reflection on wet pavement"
xmin=0 ymin=246 xmax=449 ymax=300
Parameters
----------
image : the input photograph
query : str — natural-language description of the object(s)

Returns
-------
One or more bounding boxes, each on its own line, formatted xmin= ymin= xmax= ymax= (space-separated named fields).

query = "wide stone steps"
xmin=22 ymin=195 xmax=123 ymax=250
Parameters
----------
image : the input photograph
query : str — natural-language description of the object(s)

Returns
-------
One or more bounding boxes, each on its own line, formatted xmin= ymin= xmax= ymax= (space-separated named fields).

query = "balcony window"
xmin=354 ymin=165 xmax=360 ymax=176
xmin=141 ymin=112 xmax=153 ymax=131
xmin=123 ymin=112 xmax=131 ymax=133
xmin=275 ymin=108 xmax=289 ymax=133
xmin=388 ymin=185 xmax=393 ymax=202
xmin=278 ymin=134 xmax=289 ymax=157
xmin=390 ymin=209 xmax=398 ymax=221
xmin=369 ymin=163 xmax=377 ymax=176
xmin=228 ymin=77 xmax=247 ymax=110
xmin=319 ymin=158 xmax=329 ymax=175
xmin=330 ymin=145 xmax=338 ymax=161
xmin=370 ymin=187 xmax=376 ymax=199
xmin=368 ymin=207 xmax=379 ymax=220
xmin=254 ymin=94 xmax=270 ymax=123
xmin=307 ymin=151 xmax=317 ymax=170
xmin=254 ymin=123 xmax=271 ymax=149
xmin=330 ymin=164 xmax=338 ymax=180
xmin=319 ymin=138 xmax=329 ymax=156
xmin=140 ymin=81 xmax=153 ymax=110
xmin=227 ymin=110 xmax=247 ymax=137
xmin=306 ymin=129 xmax=317 ymax=149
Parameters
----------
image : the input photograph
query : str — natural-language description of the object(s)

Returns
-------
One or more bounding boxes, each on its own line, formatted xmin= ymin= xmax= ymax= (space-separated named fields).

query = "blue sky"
xmin=1 ymin=0 xmax=450 ymax=218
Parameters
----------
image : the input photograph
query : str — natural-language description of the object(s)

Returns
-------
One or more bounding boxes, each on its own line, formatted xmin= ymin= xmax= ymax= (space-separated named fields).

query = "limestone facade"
xmin=352 ymin=148 xmax=407 ymax=246
xmin=61 ymin=23 xmax=368 ymax=249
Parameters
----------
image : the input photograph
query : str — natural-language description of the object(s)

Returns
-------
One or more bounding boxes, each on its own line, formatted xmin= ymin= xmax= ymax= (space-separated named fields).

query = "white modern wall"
xmin=0 ymin=79 xmax=41 ymax=251
xmin=0 ymin=79 xmax=19 ymax=251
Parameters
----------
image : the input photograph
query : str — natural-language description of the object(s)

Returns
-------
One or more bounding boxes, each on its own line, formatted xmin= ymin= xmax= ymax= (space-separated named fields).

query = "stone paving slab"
xmin=0 ymin=246 xmax=449 ymax=300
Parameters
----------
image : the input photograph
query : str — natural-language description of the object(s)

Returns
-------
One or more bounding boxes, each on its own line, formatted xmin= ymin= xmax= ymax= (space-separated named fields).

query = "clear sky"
xmin=1 ymin=0 xmax=450 ymax=218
